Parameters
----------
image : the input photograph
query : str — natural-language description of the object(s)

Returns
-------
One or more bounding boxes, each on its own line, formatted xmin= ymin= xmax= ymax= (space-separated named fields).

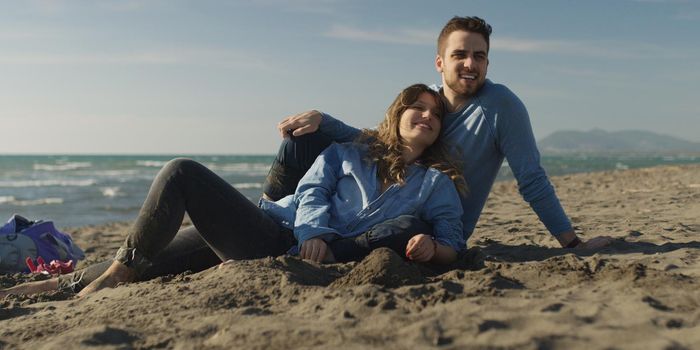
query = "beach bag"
xmin=0 ymin=214 xmax=85 ymax=273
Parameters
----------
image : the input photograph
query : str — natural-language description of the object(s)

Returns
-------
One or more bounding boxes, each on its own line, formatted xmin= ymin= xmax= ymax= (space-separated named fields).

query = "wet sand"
xmin=2 ymin=164 xmax=699 ymax=349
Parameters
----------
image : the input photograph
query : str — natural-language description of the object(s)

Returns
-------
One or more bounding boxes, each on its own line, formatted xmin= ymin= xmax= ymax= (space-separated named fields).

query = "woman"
xmin=1 ymin=84 xmax=467 ymax=298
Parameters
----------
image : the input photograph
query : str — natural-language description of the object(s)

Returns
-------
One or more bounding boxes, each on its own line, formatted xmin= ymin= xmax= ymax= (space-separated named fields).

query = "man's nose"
xmin=463 ymin=56 xmax=474 ymax=69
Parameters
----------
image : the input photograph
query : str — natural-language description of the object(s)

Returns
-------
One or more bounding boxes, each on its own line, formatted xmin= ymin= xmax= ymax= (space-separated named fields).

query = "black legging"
xmin=59 ymin=226 xmax=223 ymax=293
xmin=60 ymin=158 xmax=295 ymax=292
xmin=125 ymin=158 xmax=293 ymax=263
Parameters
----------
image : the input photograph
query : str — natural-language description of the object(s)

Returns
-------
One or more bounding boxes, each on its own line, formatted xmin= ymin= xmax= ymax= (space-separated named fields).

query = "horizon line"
xmin=0 ymin=152 xmax=278 ymax=157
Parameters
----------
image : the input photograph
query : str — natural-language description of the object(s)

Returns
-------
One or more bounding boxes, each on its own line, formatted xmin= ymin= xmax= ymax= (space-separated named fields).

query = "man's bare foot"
xmin=0 ymin=278 xmax=59 ymax=298
xmin=76 ymin=261 xmax=136 ymax=297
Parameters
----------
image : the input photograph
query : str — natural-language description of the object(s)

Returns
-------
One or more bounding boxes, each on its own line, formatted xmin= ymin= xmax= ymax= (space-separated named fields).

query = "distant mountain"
xmin=538 ymin=129 xmax=700 ymax=154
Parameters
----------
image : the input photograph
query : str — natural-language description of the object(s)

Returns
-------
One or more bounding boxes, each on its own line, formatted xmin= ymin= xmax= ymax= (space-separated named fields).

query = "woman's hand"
xmin=300 ymin=238 xmax=330 ymax=263
xmin=277 ymin=110 xmax=322 ymax=138
xmin=405 ymin=234 xmax=436 ymax=262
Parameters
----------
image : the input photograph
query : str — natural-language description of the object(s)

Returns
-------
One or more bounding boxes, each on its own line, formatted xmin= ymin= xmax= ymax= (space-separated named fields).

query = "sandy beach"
xmin=1 ymin=164 xmax=699 ymax=349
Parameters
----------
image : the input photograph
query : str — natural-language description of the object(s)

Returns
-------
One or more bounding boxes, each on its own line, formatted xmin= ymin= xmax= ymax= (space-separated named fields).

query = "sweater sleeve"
xmin=318 ymin=112 xmax=362 ymax=143
xmin=419 ymin=173 xmax=466 ymax=252
xmin=493 ymin=87 xmax=573 ymax=236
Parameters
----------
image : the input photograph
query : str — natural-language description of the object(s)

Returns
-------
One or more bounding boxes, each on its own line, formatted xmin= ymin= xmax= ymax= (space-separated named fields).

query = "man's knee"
xmin=263 ymin=132 xmax=333 ymax=200
xmin=281 ymin=132 xmax=334 ymax=167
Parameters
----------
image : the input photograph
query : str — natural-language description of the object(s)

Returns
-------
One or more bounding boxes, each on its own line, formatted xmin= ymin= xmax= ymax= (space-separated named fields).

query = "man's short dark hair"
xmin=437 ymin=16 xmax=492 ymax=55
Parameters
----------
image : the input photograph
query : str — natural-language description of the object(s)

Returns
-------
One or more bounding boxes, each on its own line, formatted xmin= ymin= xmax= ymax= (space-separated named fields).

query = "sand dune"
xmin=2 ymin=164 xmax=699 ymax=349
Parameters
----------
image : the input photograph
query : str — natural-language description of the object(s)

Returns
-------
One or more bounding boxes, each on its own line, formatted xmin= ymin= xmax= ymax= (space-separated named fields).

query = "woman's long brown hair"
xmin=356 ymin=84 xmax=468 ymax=197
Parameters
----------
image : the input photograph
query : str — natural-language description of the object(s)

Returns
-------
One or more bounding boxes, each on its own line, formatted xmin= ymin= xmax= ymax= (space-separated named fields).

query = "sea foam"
xmin=0 ymin=179 xmax=97 ymax=188
xmin=136 ymin=160 xmax=168 ymax=168
xmin=33 ymin=162 xmax=92 ymax=171
xmin=207 ymin=163 xmax=270 ymax=176
xmin=1 ymin=197 xmax=64 ymax=206
xmin=0 ymin=196 xmax=16 ymax=204
xmin=233 ymin=182 xmax=263 ymax=189
xmin=100 ymin=187 xmax=123 ymax=197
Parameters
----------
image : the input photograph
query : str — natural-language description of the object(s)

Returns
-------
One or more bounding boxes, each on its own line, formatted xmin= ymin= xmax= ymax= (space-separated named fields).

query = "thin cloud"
xmin=325 ymin=24 xmax=693 ymax=60
xmin=324 ymin=25 xmax=434 ymax=45
xmin=249 ymin=0 xmax=341 ymax=14
xmin=0 ymin=29 xmax=55 ymax=41
xmin=675 ymin=11 xmax=700 ymax=20
xmin=97 ymin=0 xmax=151 ymax=12
xmin=493 ymin=38 xmax=605 ymax=56
xmin=0 ymin=52 xmax=178 ymax=65
xmin=26 ymin=0 xmax=154 ymax=13
xmin=0 ymin=48 xmax=270 ymax=69
xmin=26 ymin=0 xmax=67 ymax=14
xmin=630 ymin=0 xmax=689 ymax=3
xmin=494 ymin=37 xmax=692 ymax=59
xmin=543 ymin=67 xmax=645 ymax=90
xmin=506 ymin=84 xmax=576 ymax=100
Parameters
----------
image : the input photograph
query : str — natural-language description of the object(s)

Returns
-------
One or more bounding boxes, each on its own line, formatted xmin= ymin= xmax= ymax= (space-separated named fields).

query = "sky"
xmin=1 ymin=0 xmax=698 ymax=155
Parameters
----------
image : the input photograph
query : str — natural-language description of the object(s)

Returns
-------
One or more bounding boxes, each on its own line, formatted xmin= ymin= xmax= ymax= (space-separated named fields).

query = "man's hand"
xmin=578 ymin=236 xmax=614 ymax=250
xmin=405 ymin=234 xmax=436 ymax=262
xmin=300 ymin=238 xmax=330 ymax=263
xmin=277 ymin=110 xmax=323 ymax=138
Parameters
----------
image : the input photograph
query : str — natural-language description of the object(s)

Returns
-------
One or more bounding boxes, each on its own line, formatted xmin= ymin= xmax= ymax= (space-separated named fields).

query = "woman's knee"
xmin=160 ymin=158 xmax=203 ymax=178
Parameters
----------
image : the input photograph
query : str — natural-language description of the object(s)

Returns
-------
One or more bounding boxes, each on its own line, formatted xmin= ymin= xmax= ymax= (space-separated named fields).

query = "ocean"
xmin=1 ymin=154 xmax=698 ymax=228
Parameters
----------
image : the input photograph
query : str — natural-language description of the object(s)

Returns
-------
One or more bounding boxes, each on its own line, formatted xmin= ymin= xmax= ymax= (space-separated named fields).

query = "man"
xmin=265 ymin=16 xmax=612 ymax=252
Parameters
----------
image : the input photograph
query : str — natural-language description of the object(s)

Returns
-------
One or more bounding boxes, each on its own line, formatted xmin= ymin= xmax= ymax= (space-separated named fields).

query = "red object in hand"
xmin=25 ymin=257 xmax=75 ymax=275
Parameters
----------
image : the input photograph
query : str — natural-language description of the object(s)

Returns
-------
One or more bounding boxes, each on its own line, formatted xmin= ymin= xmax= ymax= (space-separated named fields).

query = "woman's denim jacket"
xmin=260 ymin=142 xmax=465 ymax=252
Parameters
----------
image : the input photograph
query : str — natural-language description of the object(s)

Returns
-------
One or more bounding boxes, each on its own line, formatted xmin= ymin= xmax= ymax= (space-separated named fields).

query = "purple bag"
xmin=0 ymin=214 xmax=85 ymax=273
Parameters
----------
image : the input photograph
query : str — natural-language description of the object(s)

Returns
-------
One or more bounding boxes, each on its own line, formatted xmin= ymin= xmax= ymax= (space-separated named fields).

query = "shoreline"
xmin=54 ymin=161 xmax=700 ymax=230
xmin=2 ymin=164 xmax=699 ymax=349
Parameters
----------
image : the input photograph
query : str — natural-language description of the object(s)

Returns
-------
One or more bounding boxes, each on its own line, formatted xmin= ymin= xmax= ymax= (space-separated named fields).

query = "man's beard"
xmin=445 ymin=75 xmax=483 ymax=98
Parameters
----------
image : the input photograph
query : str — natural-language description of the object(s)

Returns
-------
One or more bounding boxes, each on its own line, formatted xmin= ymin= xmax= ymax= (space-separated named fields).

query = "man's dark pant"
xmin=263 ymin=133 xmax=335 ymax=201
